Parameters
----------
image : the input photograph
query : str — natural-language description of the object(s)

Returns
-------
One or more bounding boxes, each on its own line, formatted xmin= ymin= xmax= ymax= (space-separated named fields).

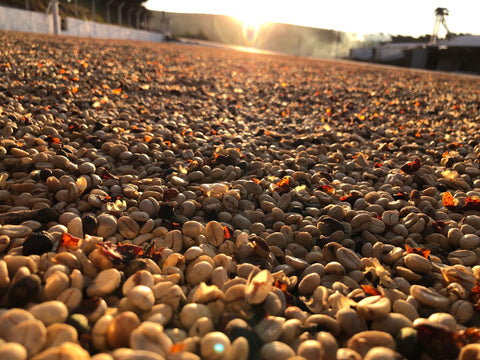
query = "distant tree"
xmin=390 ymin=34 xmax=432 ymax=43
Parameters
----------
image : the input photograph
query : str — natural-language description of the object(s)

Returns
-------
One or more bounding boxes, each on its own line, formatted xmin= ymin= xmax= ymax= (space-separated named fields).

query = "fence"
xmin=0 ymin=5 xmax=53 ymax=34
xmin=0 ymin=5 xmax=164 ymax=42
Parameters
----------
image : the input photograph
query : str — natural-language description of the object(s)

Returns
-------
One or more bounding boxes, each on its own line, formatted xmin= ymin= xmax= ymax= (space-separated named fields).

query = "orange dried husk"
xmin=58 ymin=232 xmax=81 ymax=250
xmin=442 ymin=191 xmax=458 ymax=209
xmin=464 ymin=196 xmax=480 ymax=211
xmin=361 ymin=284 xmax=382 ymax=296
xmin=401 ymin=158 xmax=421 ymax=174
xmin=170 ymin=342 xmax=186 ymax=354
xmin=405 ymin=244 xmax=431 ymax=259
xmin=318 ymin=185 xmax=335 ymax=194
xmin=275 ymin=177 xmax=290 ymax=194
xmin=468 ymin=283 xmax=480 ymax=311
xmin=223 ymin=226 xmax=231 ymax=240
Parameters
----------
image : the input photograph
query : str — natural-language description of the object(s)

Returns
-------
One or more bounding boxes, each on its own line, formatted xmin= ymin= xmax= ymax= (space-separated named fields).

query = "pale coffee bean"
xmin=449 ymin=299 xmax=474 ymax=324
xmin=189 ymin=316 xmax=214 ymax=337
xmin=410 ymin=285 xmax=449 ymax=309
xmin=87 ymin=268 xmax=121 ymax=297
xmin=45 ymin=323 xmax=78 ymax=348
xmin=357 ymin=295 xmax=391 ymax=321
xmin=351 ymin=213 xmax=372 ymax=232
xmin=228 ymin=336 xmax=249 ymax=360
xmin=200 ymin=331 xmax=231 ymax=360
xmin=30 ymin=341 xmax=90 ymax=360
xmin=127 ymin=285 xmax=155 ymax=311
xmin=0 ymin=308 xmax=34 ymax=339
xmin=464 ymin=215 xmax=480 ymax=229
xmin=91 ymin=315 xmax=113 ymax=352
xmin=180 ymin=303 xmax=213 ymax=330
xmin=130 ymin=321 xmax=172 ymax=357
xmin=347 ymin=330 xmax=395 ymax=357
xmin=280 ymin=319 xmax=303 ymax=344
xmin=29 ymin=301 xmax=68 ymax=326
xmin=336 ymin=247 xmax=362 ymax=270
xmin=364 ymin=347 xmax=401 ymax=360
xmin=117 ymin=216 xmax=140 ymax=239
xmin=42 ymin=270 xmax=70 ymax=300
xmin=448 ymin=227 xmax=463 ymax=247
xmin=96 ymin=214 xmax=118 ymax=239
xmin=259 ymin=341 xmax=295 ymax=360
xmin=245 ymin=269 xmax=274 ymax=304
xmin=382 ymin=210 xmax=399 ymax=226
xmin=298 ymin=273 xmax=321 ymax=295
xmin=144 ymin=303 xmax=173 ymax=326
xmin=297 ymin=340 xmax=321 ymax=360
xmin=368 ymin=218 xmax=386 ymax=234
xmin=317 ymin=331 xmax=339 ymax=360
xmin=113 ymin=349 xmax=165 ymax=360
xmin=182 ymin=220 xmax=205 ymax=238
xmin=122 ymin=270 xmax=155 ymax=295
xmin=90 ymin=354 xmax=114 ymax=360
xmin=427 ymin=312 xmax=457 ymax=331
xmin=392 ymin=299 xmax=419 ymax=322
xmin=305 ymin=314 xmax=341 ymax=336
xmin=0 ymin=342 xmax=27 ymax=360
xmin=404 ymin=253 xmax=432 ymax=273
xmin=336 ymin=308 xmax=368 ymax=337
xmin=106 ymin=311 xmax=141 ymax=349
xmin=459 ymin=234 xmax=480 ymax=250
xmin=205 ymin=221 xmax=225 ymax=247
xmin=459 ymin=344 xmax=480 ymax=360
xmin=186 ymin=261 xmax=213 ymax=286
xmin=448 ymin=250 xmax=477 ymax=266
xmin=0 ymin=224 xmax=32 ymax=238
xmin=254 ymin=316 xmax=285 ymax=342
xmin=7 ymin=319 xmax=46 ymax=357
xmin=370 ymin=313 xmax=413 ymax=336
xmin=337 ymin=348 xmax=362 ymax=360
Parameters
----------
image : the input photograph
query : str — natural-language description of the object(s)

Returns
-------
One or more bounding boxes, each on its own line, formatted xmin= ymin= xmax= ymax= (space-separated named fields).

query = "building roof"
xmin=439 ymin=34 xmax=480 ymax=47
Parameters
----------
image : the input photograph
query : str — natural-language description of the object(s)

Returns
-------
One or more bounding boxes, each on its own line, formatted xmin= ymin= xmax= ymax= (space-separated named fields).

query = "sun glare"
xmin=236 ymin=10 xmax=267 ymax=47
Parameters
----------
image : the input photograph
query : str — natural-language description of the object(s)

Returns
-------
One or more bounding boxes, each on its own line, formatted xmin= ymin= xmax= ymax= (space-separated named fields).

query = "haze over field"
xmin=145 ymin=0 xmax=480 ymax=37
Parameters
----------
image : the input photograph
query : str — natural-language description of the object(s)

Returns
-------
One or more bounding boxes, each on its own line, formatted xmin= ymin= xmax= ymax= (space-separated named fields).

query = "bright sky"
xmin=144 ymin=0 xmax=480 ymax=37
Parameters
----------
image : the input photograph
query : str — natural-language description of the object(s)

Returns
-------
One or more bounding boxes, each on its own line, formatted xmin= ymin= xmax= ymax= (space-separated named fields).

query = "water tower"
xmin=430 ymin=7 xmax=451 ymax=45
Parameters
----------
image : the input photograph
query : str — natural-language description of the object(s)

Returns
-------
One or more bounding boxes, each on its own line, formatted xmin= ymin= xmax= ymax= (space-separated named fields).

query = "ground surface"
xmin=1 ymin=30 xmax=480 ymax=360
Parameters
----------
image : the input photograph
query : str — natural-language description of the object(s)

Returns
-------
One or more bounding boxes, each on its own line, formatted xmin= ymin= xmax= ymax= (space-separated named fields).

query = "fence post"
xmin=91 ymin=0 xmax=96 ymax=21
xmin=118 ymin=2 xmax=125 ymax=26
xmin=52 ymin=0 xmax=61 ymax=34
xmin=136 ymin=9 xmax=142 ymax=29
xmin=25 ymin=0 xmax=29 ymax=10
xmin=74 ymin=0 xmax=78 ymax=18
xmin=128 ymin=7 xmax=135 ymax=28
xmin=106 ymin=0 xmax=114 ymax=23
xmin=143 ymin=12 xmax=150 ymax=31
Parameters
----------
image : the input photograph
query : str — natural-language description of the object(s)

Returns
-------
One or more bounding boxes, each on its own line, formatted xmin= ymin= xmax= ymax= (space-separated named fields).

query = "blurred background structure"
xmin=0 ymin=0 xmax=164 ymax=41
xmin=349 ymin=8 xmax=480 ymax=74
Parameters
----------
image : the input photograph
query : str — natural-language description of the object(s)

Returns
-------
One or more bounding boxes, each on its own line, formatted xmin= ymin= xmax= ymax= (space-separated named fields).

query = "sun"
xmin=237 ymin=11 xmax=266 ymax=31
xmin=235 ymin=9 xmax=268 ymax=47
